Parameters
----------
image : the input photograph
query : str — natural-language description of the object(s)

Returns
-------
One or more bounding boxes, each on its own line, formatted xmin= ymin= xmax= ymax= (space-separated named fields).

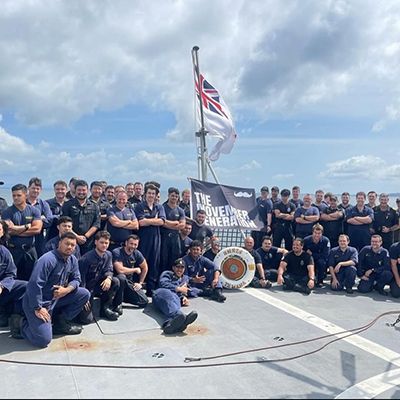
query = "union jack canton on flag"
xmin=195 ymin=74 xmax=237 ymax=161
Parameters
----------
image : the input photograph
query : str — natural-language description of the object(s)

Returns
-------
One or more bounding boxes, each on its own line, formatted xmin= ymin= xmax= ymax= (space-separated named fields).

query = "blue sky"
xmin=1 ymin=0 xmax=400 ymax=196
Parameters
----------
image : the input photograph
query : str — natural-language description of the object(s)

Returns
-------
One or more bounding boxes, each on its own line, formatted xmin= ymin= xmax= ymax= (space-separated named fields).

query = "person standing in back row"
xmin=1 ymin=184 xmax=43 ymax=280
xmin=61 ymin=180 xmax=101 ymax=255
xmin=134 ymin=184 xmax=165 ymax=295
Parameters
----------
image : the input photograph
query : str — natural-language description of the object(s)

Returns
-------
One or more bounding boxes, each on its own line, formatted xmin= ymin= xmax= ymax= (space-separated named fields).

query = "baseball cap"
xmin=0 ymin=181 xmax=4 ymax=185
xmin=260 ymin=186 xmax=269 ymax=192
xmin=271 ymin=186 xmax=279 ymax=191
xmin=281 ymin=189 xmax=290 ymax=197
xmin=173 ymin=258 xmax=185 ymax=268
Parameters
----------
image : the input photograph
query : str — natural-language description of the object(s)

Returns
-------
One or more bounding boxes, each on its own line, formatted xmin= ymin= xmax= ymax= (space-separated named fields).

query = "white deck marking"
xmin=335 ymin=368 xmax=400 ymax=399
xmin=245 ymin=288 xmax=400 ymax=397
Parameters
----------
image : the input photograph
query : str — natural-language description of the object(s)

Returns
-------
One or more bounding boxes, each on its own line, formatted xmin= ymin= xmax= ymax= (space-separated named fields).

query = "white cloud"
xmin=273 ymin=173 xmax=295 ymax=180
xmin=0 ymin=125 xmax=193 ymax=187
xmin=0 ymin=127 xmax=34 ymax=153
xmin=1 ymin=0 xmax=400 ymax=138
xmin=320 ymin=155 xmax=400 ymax=182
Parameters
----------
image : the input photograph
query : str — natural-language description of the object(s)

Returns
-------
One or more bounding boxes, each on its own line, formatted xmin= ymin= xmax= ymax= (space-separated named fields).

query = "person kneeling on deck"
xmin=244 ymin=235 xmax=272 ymax=289
xmin=357 ymin=234 xmax=392 ymax=296
xmin=12 ymin=233 xmax=90 ymax=347
xmin=78 ymin=231 xmax=120 ymax=323
xmin=182 ymin=240 xmax=226 ymax=302
xmin=153 ymin=258 xmax=198 ymax=334
xmin=277 ymin=237 xmax=315 ymax=295
xmin=112 ymin=234 xmax=149 ymax=313
xmin=0 ymin=220 xmax=27 ymax=332
xmin=328 ymin=234 xmax=358 ymax=294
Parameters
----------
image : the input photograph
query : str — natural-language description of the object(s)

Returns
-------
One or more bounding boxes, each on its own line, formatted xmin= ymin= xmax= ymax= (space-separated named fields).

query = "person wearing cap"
xmin=0 ymin=181 xmax=8 ymax=215
xmin=251 ymin=186 xmax=272 ymax=250
xmin=1 ymin=183 xmax=43 ymax=281
xmin=160 ymin=187 xmax=186 ymax=273
xmin=271 ymin=186 xmax=280 ymax=205
xmin=152 ymin=258 xmax=198 ymax=334
xmin=182 ymin=240 xmax=226 ymax=302
xmin=203 ymin=236 xmax=221 ymax=262
xmin=273 ymin=189 xmax=296 ymax=251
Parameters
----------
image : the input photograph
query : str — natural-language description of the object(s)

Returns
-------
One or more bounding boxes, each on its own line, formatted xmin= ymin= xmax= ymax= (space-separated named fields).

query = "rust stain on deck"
xmin=184 ymin=324 xmax=208 ymax=335
xmin=50 ymin=339 xmax=97 ymax=351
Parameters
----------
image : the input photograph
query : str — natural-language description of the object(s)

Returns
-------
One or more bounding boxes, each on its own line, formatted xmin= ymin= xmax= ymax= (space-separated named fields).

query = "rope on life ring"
xmin=214 ymin=246 xmax=255 ymax=289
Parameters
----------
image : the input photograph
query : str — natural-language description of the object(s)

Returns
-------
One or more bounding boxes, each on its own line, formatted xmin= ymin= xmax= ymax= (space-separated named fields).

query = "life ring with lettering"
xmin=214 ymin=246 xmax=255 ymax=289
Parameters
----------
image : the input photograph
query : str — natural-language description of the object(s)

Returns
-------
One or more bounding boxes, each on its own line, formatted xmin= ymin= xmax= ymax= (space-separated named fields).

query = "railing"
xmin=211 ymin=228 xmax=251 ymax=249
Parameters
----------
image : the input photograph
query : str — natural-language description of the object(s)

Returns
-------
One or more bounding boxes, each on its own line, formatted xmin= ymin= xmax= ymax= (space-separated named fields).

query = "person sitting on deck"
xmin=152 ymin=258 xmax=198 ymax=335
xmin=256 ymin=235 xmax=288 ymax=283
xmin=277 ymin=237 xmax=315 ymax=295
xmin=78 ymin=231 xmax=121 ymax=323
xmin=182 ymin=240 xmax=226 ymax=303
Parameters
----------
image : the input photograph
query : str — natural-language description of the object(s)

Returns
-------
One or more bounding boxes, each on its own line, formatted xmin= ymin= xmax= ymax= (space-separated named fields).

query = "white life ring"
xmin=214 ymin=246 xmax=256 ymax=289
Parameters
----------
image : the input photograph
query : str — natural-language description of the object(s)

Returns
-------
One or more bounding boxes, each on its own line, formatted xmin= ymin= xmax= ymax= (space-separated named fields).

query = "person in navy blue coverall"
xmin=16 ymin=232 xmax=90 ymax=347
xmin=357 ymin=234 xmax=392 ymax=295
xmin=0 ymin=220 xmax=26 ymax=330
xmin=153 ymin=258 xmax=198 ymax=334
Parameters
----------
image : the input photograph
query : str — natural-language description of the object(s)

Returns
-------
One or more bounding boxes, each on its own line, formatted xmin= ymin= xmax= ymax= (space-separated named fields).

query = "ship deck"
xmin=1 ymin=282 xmax=400 ymax=399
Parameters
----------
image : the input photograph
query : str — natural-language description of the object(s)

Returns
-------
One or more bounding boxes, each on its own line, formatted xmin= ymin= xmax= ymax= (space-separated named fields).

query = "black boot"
xmin=9 ymin=314 xmax=24 ymax=339
xmin=162 ymin=313 xmax=186 ymax=334
xmin=199 ymin=287 xmax=214 ymax=297
xmin=101 ymin=305 xmax=119 ymax=321
xmin=178 ymin=311 xmax=198 ymax=332
xmin=78 ymin=308 xmax=94 ymax=325
xmin=113 ymin=304 xmax=123 ymax=316
xmin=53 ymin=314 xmax=83 ymax=335
xmin=294 ymin=283 xmax=311 ymax=295
xmin=211 ymin=288 xmax=226 ymax=303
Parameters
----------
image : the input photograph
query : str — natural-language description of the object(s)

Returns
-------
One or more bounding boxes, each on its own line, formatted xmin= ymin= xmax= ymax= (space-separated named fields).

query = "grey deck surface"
xmin=0 ymin=284 xmax=399 ymax=399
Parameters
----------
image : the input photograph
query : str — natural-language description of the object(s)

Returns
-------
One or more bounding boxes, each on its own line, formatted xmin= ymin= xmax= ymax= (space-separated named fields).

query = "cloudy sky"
xmin=1 ymin=0 xmax=400 ymax=197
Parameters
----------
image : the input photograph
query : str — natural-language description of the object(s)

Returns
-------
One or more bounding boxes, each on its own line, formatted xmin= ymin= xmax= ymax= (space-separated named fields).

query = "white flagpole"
xmin=192 ymin=46 xmax=208 ymax=182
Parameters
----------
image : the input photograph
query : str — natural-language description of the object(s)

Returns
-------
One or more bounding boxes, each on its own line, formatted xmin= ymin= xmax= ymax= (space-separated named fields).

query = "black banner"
xmin=189 ymin=178 xmax=264 ymax=230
